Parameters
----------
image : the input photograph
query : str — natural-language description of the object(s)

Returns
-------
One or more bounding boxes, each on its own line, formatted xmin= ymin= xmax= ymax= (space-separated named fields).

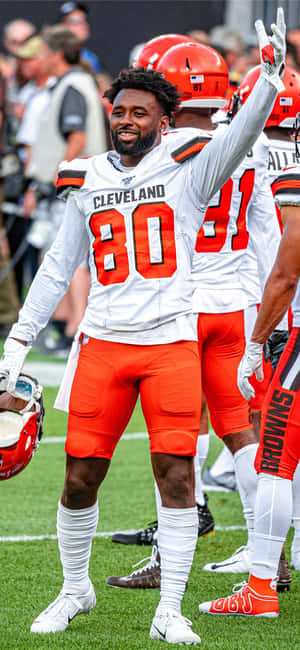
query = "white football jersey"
xmin=192 ymin=125 xmax=279 ymax=313
xmin=10 ymin=75 xmax=278 ymax=345
xmin=267 ymin=136 xmax=297 ymax=229
xmin=274 ymin=164 xmax=300 ymax=327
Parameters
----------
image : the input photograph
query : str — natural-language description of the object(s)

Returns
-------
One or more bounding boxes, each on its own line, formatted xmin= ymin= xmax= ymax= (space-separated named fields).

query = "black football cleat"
xmin=197 ymin=493 xmax=215 ymax=538
xmin=112 ymin=521 xmax=158 ymax=546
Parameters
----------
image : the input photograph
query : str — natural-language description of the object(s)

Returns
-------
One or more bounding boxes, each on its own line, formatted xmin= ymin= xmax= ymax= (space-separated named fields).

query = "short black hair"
xmin=104 ymin=67 xmax=180 ymax=119
xmin=42 ymin=25 xmax=81 ymax=65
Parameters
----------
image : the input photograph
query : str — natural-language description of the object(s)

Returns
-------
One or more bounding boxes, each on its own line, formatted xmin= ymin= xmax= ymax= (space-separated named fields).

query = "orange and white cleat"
xmin=199 ymin=579 xmax=279 ymax=618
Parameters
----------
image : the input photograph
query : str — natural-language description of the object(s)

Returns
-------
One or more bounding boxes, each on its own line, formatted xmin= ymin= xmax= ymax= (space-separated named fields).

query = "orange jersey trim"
xmin=56 ymin=176 xmax=85 ymax=188
xmin=173 ymin=141 xmax=208 ymax=162
xmin=275 ymin=178 xmax=300 ymax=192
xmin=171 ymin=136 xmax=211 ymax=164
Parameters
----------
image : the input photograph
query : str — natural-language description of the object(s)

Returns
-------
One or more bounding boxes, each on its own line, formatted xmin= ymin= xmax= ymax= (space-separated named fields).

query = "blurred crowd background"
xmin=0 ymin=0 xmax=300 ymax=355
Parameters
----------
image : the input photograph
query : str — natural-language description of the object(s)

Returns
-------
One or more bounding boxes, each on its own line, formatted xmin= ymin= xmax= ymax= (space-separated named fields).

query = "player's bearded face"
xmin=110 ymin=89 xmax=167 ymax=161
xmin=111 ymin=128 xmax=158 ymax=156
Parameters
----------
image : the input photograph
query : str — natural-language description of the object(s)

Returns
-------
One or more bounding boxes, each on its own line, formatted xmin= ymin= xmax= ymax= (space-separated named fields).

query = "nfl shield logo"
xmin=122 ymin=176 xmax=135 ymax=185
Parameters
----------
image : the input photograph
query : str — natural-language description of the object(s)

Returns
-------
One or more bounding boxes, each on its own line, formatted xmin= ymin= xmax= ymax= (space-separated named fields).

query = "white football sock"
xmin=154 ymin=480 xmax=162 ymax=520
xmin=234 ymin=443 xmax=258 ymax=552
xmin=158 ymin=506 xmax=198 ymax=613
xmin=57 ymin=500 xmax=98 ymax=595
xmin=195 ymin=434 xmax=209 ymax=506
xmin=292 ymin=461 xmax=300 ymax=552
xmin=251 ymin=473 xmax=292 ymax=579
xmin=210 ymin=445 xmax=235 ymax=479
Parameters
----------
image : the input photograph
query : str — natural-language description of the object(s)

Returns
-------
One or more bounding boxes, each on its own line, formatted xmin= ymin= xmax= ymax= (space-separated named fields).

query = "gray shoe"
xmin=202 ymin=466 xmax=237 ymax=491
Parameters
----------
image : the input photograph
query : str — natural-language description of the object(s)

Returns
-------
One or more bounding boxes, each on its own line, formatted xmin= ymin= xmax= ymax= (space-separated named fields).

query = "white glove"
xmin=256 ymin=6 xmax=286 ymax=92
xmin=0 ymin=337 xmax=32 ymax=394
xmin=237 ymin=341 xmax=264 ymax=401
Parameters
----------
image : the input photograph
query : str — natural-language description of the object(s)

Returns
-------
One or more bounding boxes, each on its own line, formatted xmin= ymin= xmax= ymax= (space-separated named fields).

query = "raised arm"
xmin=191 ymin=8 xmax=286 ymax=206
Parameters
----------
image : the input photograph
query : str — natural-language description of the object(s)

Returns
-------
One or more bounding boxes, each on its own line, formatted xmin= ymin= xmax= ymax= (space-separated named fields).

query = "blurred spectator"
xmin=210 ymin=24 xmax=248 ymax=95
xmin=3 ymin=19 xmax=35 ymax=57
xmin=0 ymin=66 xmax=20 ymax=336
xmin=15 ymin=36 xmax=54 ymax=286
xmin=58 ymin=1 xmax=101 ymax=74
xmin=16 ymin=37 xmax=51 ymax=168
xmin=287 ymin=27 xmax=300 ymax=67
xmin=286 ymin=40 xmax=300 ymax=71
xmin=210 ymin=25 xmax=245 ymax=69
xmin=1 ymin=19 xmax=38 ymax=303
xmin=185 ymin=29 xmax=210 ymax=45
xmin=23 ymin=25 xmax=107 ymax=355
xmin=2 ymin=19 xmax=36 ymax=105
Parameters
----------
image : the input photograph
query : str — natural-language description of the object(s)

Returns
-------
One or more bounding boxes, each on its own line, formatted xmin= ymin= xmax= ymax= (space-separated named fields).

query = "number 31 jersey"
xmin=192 ymin=125 xmax=280 ymax=313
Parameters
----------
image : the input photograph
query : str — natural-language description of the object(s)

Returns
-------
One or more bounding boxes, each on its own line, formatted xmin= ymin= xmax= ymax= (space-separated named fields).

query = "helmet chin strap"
xmin=0 ymin=373 xmax=42 ymax=414
xmin=18 ymin=396 xmax=37 ymax=415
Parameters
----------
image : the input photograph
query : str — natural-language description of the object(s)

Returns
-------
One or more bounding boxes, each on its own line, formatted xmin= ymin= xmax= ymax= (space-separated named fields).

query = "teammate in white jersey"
xmin=106 ymin=38 xmax=287 ymax=588
xmin=199 ymin=162 xmax=300 ymax=618
xmin=199 ymin=64 xmax=300 ymax=578
xmin=239 ymin=64 xmax=300 ymax=573
xmin=0 ymin=11 xmax=286 ymax=645
xmin=203 ymin=65 xmax=300 ymax=480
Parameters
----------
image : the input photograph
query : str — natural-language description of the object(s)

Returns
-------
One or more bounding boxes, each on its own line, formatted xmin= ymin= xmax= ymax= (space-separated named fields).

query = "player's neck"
xmin=175 ymin=109 xmax=215 ymax=131
xmin=119 ymin=140 xmax=160 ymax=167
xmin=264 ymin=127 xmax=293 ymax=142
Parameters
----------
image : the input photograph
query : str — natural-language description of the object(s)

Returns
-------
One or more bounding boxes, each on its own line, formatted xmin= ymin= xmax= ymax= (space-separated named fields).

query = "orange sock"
xmin=248 ymin=573 xmax=277 ymax=595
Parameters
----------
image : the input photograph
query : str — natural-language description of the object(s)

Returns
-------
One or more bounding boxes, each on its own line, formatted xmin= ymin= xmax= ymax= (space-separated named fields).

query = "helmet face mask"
xmin=0 ymin=374 xmax=44 ymax=480
xmin=238 ymin=65 xmax=300 ymax=128
xmin=156 ymin=42 xmax=229 ymax=110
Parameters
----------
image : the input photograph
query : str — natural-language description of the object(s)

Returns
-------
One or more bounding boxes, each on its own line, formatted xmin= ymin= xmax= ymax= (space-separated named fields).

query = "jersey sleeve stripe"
xmin=275 ymin=178 xmax=300 ymax=194
xmin=56 ymin=170 xmax=86 ymax=195
xmin=57 ymin=170 xmax=86 ymax=180
xmin=171 ymin=137 xmax=211 ymax=163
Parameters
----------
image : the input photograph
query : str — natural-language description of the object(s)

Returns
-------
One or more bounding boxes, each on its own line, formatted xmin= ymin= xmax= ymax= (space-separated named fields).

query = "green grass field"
xmin=1 ymin=383 xmax=300 ymax=649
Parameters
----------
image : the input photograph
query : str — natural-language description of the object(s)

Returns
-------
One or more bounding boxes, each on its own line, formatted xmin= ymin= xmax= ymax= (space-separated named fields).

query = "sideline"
xmin=24 ymin=360 xmax=66 ymax=386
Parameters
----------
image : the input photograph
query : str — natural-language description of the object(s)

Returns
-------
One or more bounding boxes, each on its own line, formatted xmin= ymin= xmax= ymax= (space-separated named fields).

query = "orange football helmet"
xmin=156 ymin=41 xmax=229 ymax=109
xmin=239 ymin=65 xmax=300 ymax=128
xmin=135 ymin=33 xmax=194 ymax=70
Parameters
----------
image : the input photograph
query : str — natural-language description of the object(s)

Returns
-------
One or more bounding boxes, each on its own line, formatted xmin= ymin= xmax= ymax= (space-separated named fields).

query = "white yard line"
xmin=0 ymin=525 xmax=246 ymax=543
xmin=43 ymin=432 xmax=148 ymax=443
xmin=24 ymin=361 xmax=66 ymax=386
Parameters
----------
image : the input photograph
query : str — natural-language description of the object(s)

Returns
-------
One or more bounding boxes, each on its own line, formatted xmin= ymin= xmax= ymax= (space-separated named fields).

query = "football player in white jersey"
xmin=197 ymin=64 xmax=300 ymax=579
xmin=0 ymin=11 xmax=286 ymax=645
xmin=106 ymin=37 xmax=288 ymax=588
xmin=200 ymin=65 xmax=300 ymax=487
xmin=199 ymin=163 xmax=300 ymax=618
xmin=238 ymin=65 xmax=300 ymax=573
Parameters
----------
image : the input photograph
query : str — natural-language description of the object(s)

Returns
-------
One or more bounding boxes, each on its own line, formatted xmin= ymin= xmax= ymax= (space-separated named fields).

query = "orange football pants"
xmin=197 ymin=311 xmax=251 ymax=438
xmin=66 ymin=337 xmax=202 ymax=460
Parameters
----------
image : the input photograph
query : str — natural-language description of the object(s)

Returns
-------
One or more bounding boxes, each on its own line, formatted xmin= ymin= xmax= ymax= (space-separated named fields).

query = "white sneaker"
xmin=30 ymin=581 xmax=96 ymax=633
xmin=203 ymin=545 xmax=251 ymax=573
xmin=150 ymin=607 xmax=200 ymax=645
xmin=291 ymin=539 xmax=300 ymax=570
